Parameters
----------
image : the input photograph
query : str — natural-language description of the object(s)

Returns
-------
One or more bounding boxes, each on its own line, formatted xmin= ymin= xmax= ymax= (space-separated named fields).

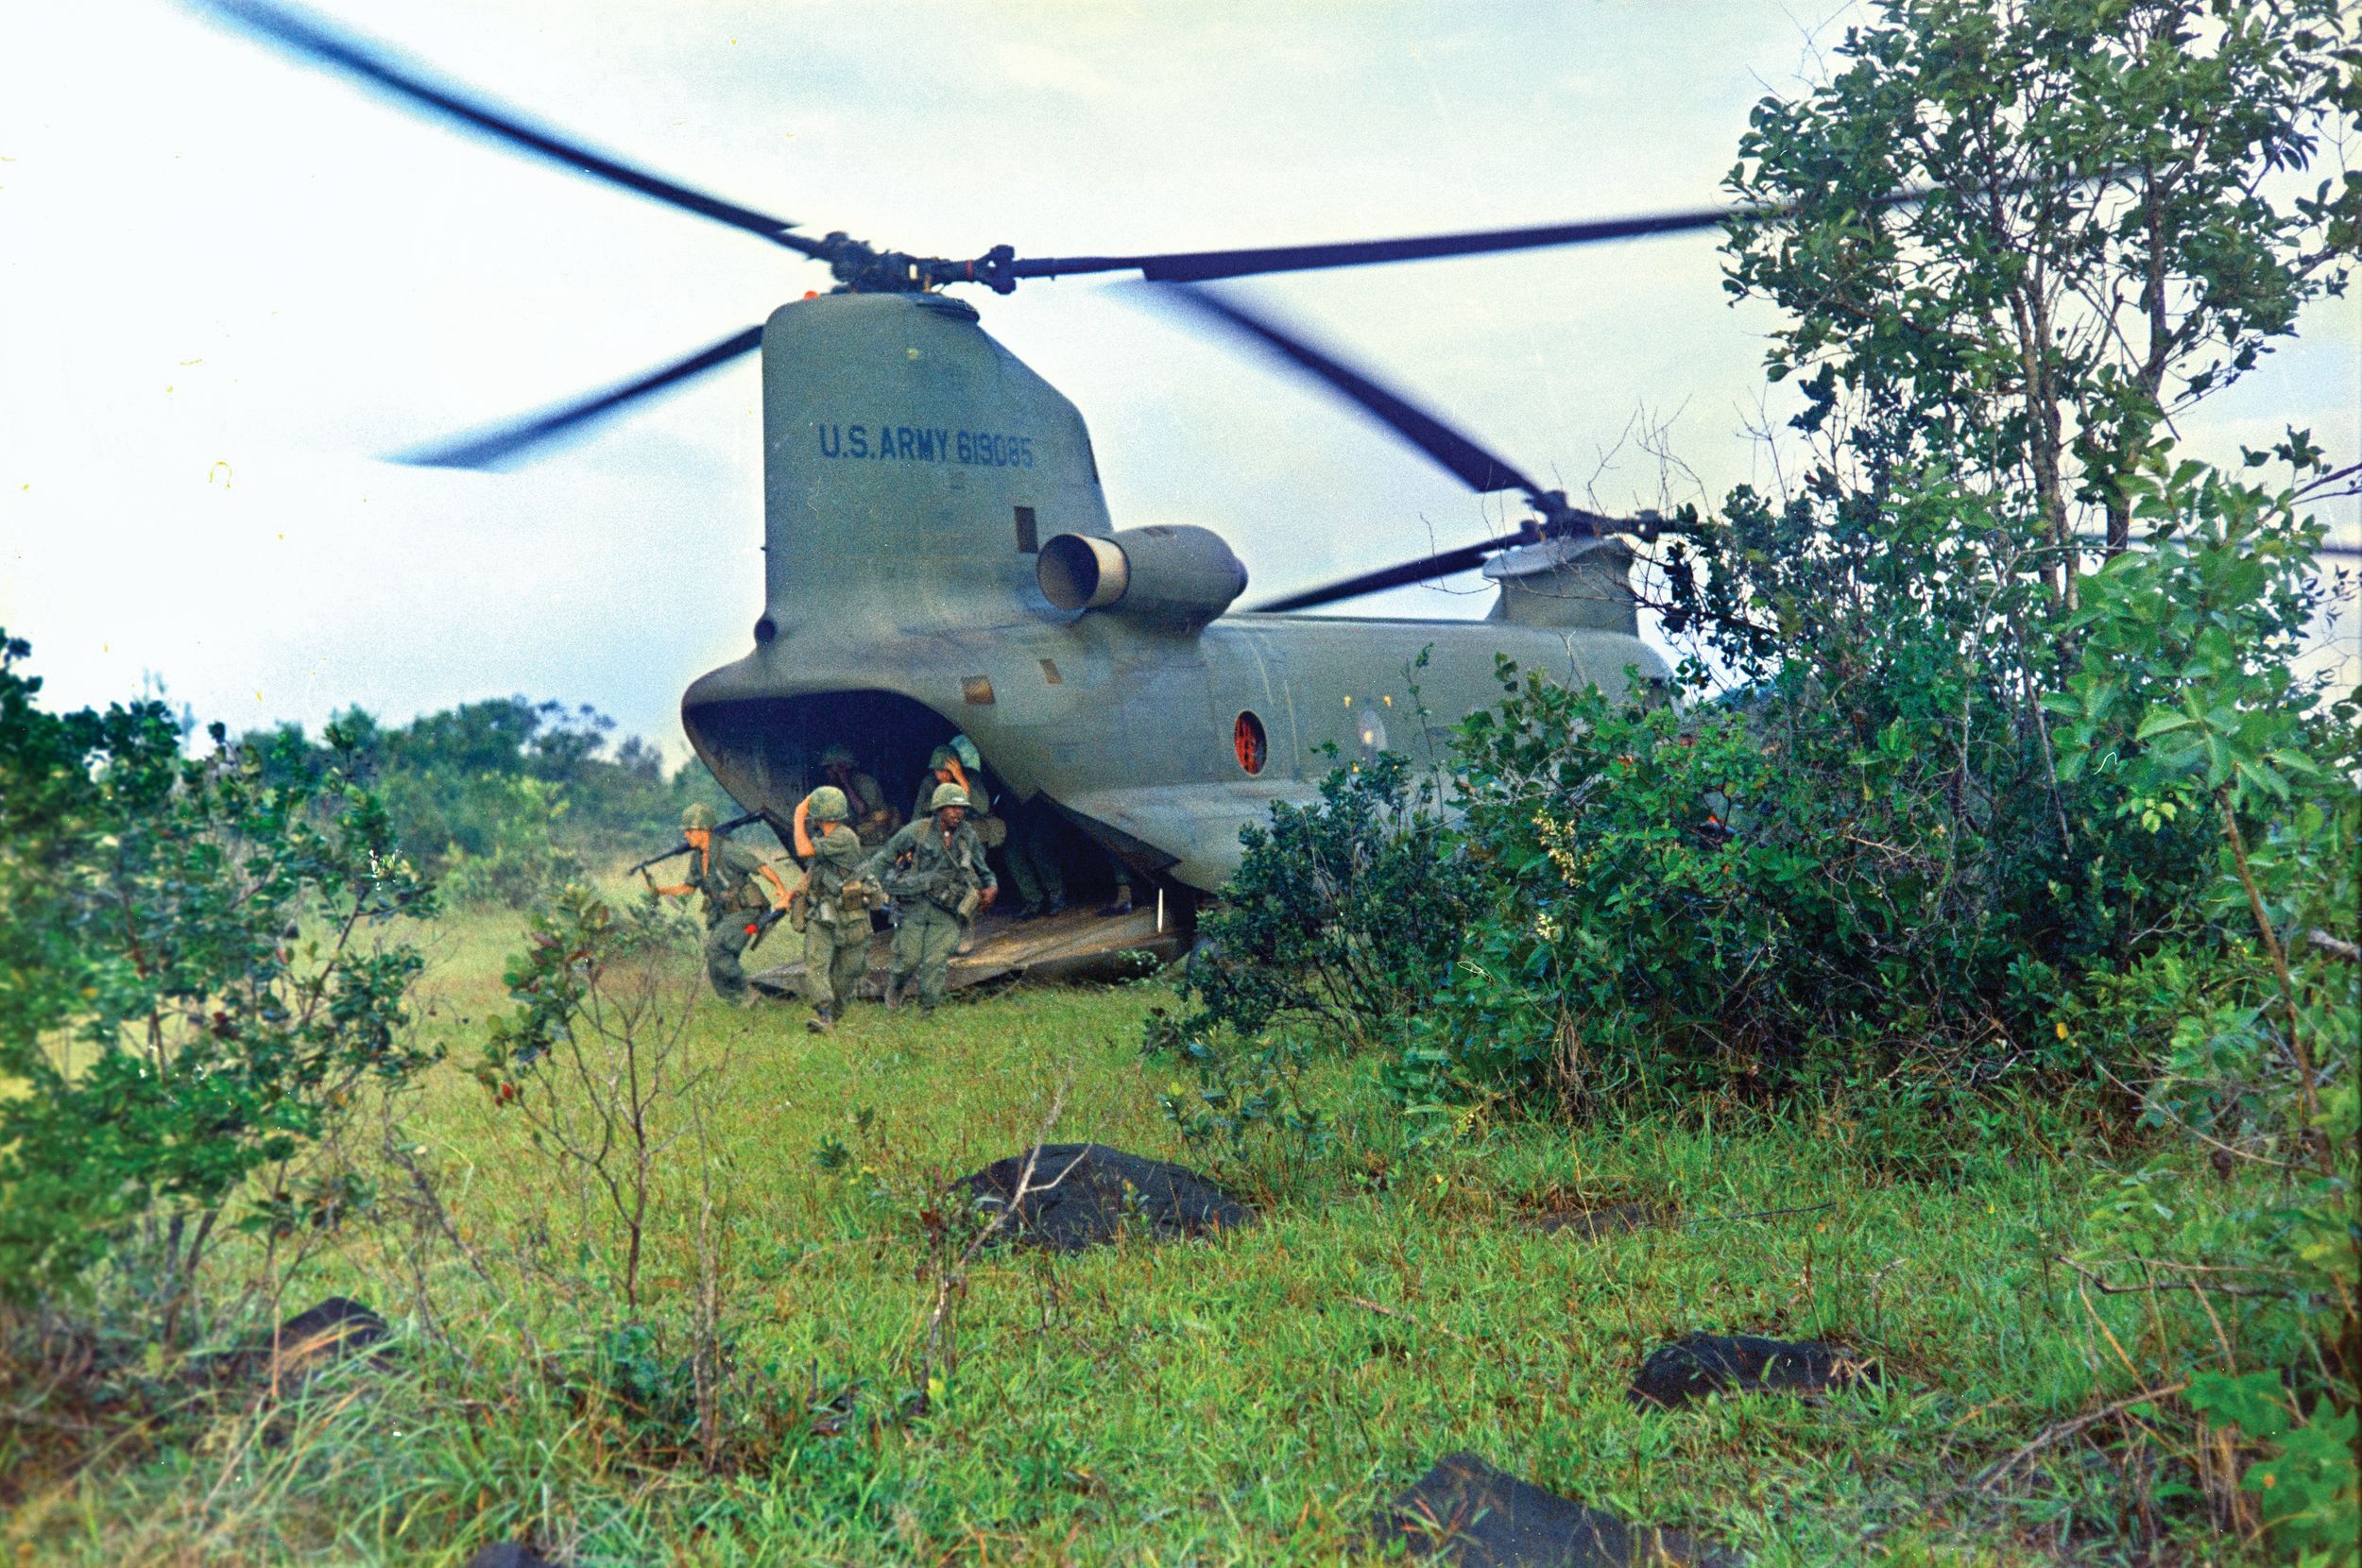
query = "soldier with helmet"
xmin=863 ymin=781 xmax=997 ymax=1014
xmin=645 ymin=803 xmax=796 ymax=1004
xmin=789 ymin=784 xmax=878 ymax=1032
xmin=817 ymin=743 xmax=898 ymax=846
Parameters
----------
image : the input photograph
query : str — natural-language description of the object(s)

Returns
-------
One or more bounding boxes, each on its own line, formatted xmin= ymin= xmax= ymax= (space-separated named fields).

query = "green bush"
xmin=247 ymin=696 xmax=729 ymax=908
xmin=0 ymin=633 xmax=436 ymax=1312
xmin=1153 ymin=751 xmax=1477 ymax=1160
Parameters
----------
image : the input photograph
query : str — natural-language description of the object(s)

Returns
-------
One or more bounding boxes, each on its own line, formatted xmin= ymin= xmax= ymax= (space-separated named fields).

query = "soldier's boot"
xmin=1097 ymin=883 xmax=1135 ymax=919
xmin=805 ymin=1005 xmax=834 ymax=1034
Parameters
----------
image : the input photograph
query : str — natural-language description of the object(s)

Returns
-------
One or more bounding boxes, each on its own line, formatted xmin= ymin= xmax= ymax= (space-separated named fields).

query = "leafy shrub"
xmin=1152 ymin=752 xmax=1476 ymax=1159
xmin=0 ymin=633 xmax=436 ymax=1313
xmin=416 ymin=775 xmax=587 ymax=909
xmin=2052 ymin=458 xmax=2358 ymax=1471
xmin=2187 ymin=1372 xmax=2358 ymax=1560
xmin=1172 ymin=752 xmax=1476 ymax=1047
xmin=248 ymin=696 xmax=728 ymax=907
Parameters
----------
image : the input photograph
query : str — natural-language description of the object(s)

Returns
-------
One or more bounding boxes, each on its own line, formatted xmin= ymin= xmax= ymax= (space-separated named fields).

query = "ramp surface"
xmin=751 ymin=902 xmax=1187 ymax=997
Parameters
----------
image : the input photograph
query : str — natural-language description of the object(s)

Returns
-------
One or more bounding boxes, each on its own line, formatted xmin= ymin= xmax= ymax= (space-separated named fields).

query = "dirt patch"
xmin=1523 ymin=1202 xmax=1673 ymax=1240
xmin=1629 ymin=1333 xmax=1879 ymax=1408
xmin=1378 ymin=1452 xmax=1740 ymax=1566
xmin=953 ymin=1143 xmax=1254 ymax=1252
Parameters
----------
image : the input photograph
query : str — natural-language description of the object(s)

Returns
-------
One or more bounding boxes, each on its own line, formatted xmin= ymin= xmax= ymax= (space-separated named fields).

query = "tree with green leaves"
xmin=0 ymin=632 xmax=436 ymax=1320
xmin=1719 ymin=0 xmax=2357 ymax=592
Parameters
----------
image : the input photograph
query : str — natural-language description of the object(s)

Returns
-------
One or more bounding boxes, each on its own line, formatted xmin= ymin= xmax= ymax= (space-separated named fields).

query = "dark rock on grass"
xmin=1526 ymin=1202 xmax=1671 ymax=1240
xmin=954 ymin=1143 xmax=1253 ymax=1252
xmin=464 ymin=1545 xmax=557 ymax=1568
xmin=1628 ymin=1333 xmax=1878 ymax=1408
xmin=197 ymin=1297 xmax=394 ymax=1387
xmin=267 ymin=1296 xmax=391 ymax=1376
xmin=1380 ymin=1452 xmax=1739 ymax=1566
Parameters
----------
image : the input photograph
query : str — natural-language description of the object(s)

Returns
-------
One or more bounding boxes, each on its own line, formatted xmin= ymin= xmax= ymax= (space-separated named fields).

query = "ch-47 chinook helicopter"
xmin=212 ymin=0 xmax=1752 ymax=976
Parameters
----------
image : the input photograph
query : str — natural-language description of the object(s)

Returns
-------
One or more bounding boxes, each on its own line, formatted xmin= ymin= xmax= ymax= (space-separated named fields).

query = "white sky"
xmin=3 ymin=0 xmax=2353 ymax=758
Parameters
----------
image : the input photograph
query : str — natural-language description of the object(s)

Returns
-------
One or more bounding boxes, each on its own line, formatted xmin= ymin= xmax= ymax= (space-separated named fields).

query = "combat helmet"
xmin=928 ymin=783 xmax=971 ymax=813
xmin=680 ymin=803 xmax=718 ymax=831
xmin=926 ymin=744 xmax=957 ymax=771
xmin=806 ymin=785 xmax=850 ymax=822
xmin=819 ymin=744 xmax=857 ymax=769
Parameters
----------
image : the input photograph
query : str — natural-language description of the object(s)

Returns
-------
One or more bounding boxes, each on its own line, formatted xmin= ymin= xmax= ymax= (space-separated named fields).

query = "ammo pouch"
xmin=789 ymin=896 xmax=811 ymax=933
xmin=954 ymin=888 xmax=982 ymax=922
xmin=837 ymin=878 xmax=878 ymax=916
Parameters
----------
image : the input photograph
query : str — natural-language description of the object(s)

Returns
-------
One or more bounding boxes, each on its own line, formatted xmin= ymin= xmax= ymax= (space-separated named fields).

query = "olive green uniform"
xmin=687 ymin=836 xmax=783 ymax=1002
xmin=833 ymin=769 xmax=886 ymax=819
xmin=1001 ymin=793 xmax=1065 ymax=912
xmin=830 ymin=769 xmax=899 ymax=845
xmin=864 ymin=815 xmax=997 ymax=1011
xmin=798 ymin=821 xmax=873 ymax=1014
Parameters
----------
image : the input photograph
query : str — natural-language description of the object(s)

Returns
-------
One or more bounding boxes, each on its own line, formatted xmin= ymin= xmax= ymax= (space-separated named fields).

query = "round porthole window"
xmin=1233 ymin=710 xmax=1268 ymax=775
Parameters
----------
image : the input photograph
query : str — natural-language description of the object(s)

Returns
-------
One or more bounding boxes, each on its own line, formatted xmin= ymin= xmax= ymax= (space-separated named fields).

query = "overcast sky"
xmin=4 ymin=0 xmax=2353 ymax=758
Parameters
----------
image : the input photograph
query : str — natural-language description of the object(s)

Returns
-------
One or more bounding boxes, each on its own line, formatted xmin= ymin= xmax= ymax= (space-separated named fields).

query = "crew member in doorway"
xmin=910 ymin=741 xmax=988 ymax=825
xmin=865 ymin=783 xmax=997 ymax=1014
xmin=819 ymin=744 xmax=898 ymax=846
xmin=1002 ymin=792 xmax=1067 ymax=921
xmin=790 ymin=785 xmax=876 ymax=1033
xmin=645 ymin=803 xmax=795 ymax=1004
xmin=1097 ymin=859 xmax=1136 ymax=919
xmin=1002 ymin=798 xmax=1133 ymax=920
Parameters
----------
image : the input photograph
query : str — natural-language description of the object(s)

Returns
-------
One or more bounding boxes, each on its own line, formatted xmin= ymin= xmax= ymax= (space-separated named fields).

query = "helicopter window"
xmin=1014 ymin=505 xmax=1038 ymax=554
xmin=963 ymin=676 xmax=996 ymax=706
xmin=1233 ymin=710 xmax=1268 ymax=775
xmin=1038 ymin=657 xmax=1063 ymax=686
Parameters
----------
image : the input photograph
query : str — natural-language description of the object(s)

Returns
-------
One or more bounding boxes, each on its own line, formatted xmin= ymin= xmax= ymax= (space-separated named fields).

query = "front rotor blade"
xmin=199 ymin=0 xmax=817 ymax=252
xmin=395 ymin=326 xmax=762 ymax=469
xmin=1144 ymin=284 xmax=1539 ymax=498
xmin=1016 ymin=207 xmax=1732 ymax=284
xmin=1248 ymin=538 xmax=1505 ymax=614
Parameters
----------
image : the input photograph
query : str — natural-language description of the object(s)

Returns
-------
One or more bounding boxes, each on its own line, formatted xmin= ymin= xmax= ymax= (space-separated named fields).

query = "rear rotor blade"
xmin=1248 ymin=538 xmax=1505 ymax=613
xmin=395 ymin=326 xmax=762 ymax=469
xmin=199 ymin=0 xmax=818 ymax=253
xmin=1144 ymin=283 xmax=1539 ymax=498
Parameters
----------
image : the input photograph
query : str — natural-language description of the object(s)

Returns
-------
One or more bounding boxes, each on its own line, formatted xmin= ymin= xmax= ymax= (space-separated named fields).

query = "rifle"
xmin=742 ymin=902 xmax=789 ymax=951
xmin=628 ymin=810 xmax=765 ymax=878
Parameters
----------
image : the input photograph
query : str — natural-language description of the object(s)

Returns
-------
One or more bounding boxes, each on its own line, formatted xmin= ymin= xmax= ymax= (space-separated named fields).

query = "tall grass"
xmin=2 ymin=906 xmax=2296 ymax=1564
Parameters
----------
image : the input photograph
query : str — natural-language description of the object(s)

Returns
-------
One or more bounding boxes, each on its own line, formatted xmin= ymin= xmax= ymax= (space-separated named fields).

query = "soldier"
xmin=1001 ymin=793 xmax=1068 ymax=921
xmin=910 ymin=743 xmax=975 ymax=823
xmin=818 ymin=744 xmax=898 ymax=846
xmin=645 ymin=802 xmax=795 ymax=1005
xmin=789 ymin=785 xmax=876 ymax=1032
xmin=864 ymin=782 xmax=997 ymax=1014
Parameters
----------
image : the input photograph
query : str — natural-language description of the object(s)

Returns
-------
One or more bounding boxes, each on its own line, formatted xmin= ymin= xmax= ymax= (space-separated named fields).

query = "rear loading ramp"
xmin=750 ymin=899 xmax=1190 ymax=999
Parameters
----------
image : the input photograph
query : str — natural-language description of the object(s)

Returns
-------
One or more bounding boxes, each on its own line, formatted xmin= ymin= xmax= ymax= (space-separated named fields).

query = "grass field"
xmin=1 ymin=896 xmax=2295 ymax=1565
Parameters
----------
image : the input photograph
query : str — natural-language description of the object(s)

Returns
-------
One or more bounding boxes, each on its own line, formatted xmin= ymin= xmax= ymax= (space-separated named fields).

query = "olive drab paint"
xmin=682 ymin=291 xmax=1667 ymax=893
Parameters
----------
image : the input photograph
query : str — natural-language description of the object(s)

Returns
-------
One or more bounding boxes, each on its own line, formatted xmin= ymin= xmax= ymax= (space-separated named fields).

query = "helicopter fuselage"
xmin=683 ymin=291 xmax=1665 ymax=891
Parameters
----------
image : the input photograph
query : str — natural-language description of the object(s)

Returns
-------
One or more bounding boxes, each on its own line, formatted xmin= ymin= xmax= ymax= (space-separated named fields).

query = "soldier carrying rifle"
xmin=863 ymin=783 xmax=996 ymax=1015
xmin=642 ymin=803 xmax=795 ymax=1004
xmin=787 ymin=785 xmax=880 ymax=1033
